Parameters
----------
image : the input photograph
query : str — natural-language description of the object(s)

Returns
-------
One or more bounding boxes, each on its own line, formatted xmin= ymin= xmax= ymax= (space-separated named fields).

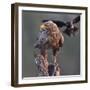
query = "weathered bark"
xmin=34 ymin=53 xmax=60 ymax=76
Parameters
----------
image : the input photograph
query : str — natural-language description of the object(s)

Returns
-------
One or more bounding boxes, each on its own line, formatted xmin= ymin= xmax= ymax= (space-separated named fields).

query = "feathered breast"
xmin=40 ymin=21 xmax=64 ymax=48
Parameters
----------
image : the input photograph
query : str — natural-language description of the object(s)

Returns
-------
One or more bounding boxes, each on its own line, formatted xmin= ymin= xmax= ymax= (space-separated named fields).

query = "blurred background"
xmin=22 ymin=10 xmax=80 ymax=78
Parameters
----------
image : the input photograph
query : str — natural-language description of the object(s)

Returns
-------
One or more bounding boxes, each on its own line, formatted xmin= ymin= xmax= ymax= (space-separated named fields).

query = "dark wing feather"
xmin=73 ymin=16 xmax=80 ymax=24
xmin=42 ymin=20 xmax=50 ymax=22
xmin=42 ymin=20 xmax=66 ymax=27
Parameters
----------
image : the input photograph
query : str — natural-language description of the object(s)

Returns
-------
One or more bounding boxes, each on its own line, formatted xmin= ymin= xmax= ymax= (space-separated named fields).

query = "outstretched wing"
xmin=42 ymin=20 xmax=66 ymax=27
xmin=63 ymin=16 xmax=80 ymax=36
xmin=73 ymin=16 xmax=80 ymax=24
xmin=42 ymin=16 xmax=80 ymax=37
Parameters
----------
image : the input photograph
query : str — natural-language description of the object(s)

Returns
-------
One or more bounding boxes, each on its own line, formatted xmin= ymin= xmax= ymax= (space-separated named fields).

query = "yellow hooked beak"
xmin=40 ymin=24 xmax=46 ymax=30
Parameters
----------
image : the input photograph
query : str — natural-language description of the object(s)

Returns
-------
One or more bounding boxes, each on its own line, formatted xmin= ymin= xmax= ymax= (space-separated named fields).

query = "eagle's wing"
xmin=42 ymin=20 xmax=66 ymax=27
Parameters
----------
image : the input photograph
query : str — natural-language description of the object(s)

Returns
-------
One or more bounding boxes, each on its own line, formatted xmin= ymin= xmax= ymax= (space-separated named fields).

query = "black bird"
xmin=42 ymin=16 xmax=80 ymax=36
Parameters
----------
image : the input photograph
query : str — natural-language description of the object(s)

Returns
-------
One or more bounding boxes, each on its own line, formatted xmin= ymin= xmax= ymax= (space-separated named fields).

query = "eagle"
xmin=34 ymin=15 xmax=80 ymax=65
xmin=34 ymin=20 xmax=64 ymax=63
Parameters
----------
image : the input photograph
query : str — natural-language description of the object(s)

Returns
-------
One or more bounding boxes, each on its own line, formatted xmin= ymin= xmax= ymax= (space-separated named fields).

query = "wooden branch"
xmin=34 ymin=54 xmax=60 ymax=76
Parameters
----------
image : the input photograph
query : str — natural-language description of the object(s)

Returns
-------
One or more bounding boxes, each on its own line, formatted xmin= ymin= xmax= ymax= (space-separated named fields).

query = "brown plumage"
xmin=40 ymin=21 xmax=64 ymax=63
xmin=41 ymin=21 xmax=64 ymax=47
xmin=35 ymin=21 xmax=64 ymax=63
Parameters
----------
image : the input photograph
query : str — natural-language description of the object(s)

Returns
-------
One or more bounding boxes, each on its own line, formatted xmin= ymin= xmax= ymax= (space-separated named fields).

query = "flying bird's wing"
xmin=73 ymin=16 xmax=80 ymax=24
xmin=63 ymin=16 xmax=80 ymax=37
xmin=52 ymin=20 xmax=66 ymax=27
xmin=42 ymin=20 xmax=66 ymax=27
xmin=42 ymin=16 xmax=80 ymax=37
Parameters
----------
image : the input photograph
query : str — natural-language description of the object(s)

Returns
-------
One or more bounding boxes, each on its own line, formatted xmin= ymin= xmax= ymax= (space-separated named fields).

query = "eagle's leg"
xmin=53 ymin=56 xmax=56 ymax=64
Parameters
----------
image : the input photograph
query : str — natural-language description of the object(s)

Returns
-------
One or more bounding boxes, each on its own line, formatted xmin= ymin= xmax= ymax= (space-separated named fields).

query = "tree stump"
xmin=34 ymin=54 xmax=60 ymax=76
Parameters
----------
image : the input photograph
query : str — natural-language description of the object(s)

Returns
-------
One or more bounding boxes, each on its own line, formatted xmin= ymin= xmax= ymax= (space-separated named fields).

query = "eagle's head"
xmin=40 ymin=21 xmax=60 ymax=33
xmin=34 ymin=21 xmax=53 ymax=49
